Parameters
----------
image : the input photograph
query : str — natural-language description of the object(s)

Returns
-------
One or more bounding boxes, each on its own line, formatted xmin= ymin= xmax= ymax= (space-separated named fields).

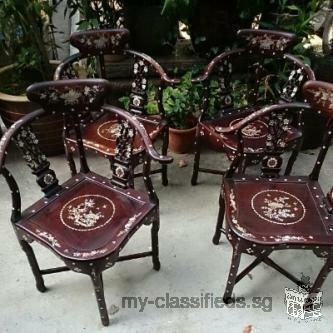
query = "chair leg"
xmin=284 ymin=141 xmax=302 ymax=176
xmin=223 ymin=243 xmax=242 ymax=303
xmin=151 ymin=218 xmax=161 ymax=271
xmin=20 ymin=240 xmax=46 ymax=292
xmin=161 ymin=127 xmax=169 ymax=186
xmin=306 ymin=257 xmax=333 ymax=305
xmin=64 ymin=144 xmax=77 ymax=176
xmin=90 ymin=272 xmax=109 ymax=327
xmin=191 ymin=127 xmax=201 ymax=186
xmin=212 ymin=192 xmax=225 ymax=245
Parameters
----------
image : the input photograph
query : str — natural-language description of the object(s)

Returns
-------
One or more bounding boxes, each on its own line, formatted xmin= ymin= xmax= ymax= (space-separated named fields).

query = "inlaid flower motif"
xmin=60 ymin=195 xmax=115 ymax=232
xmin=251 ymin=190 xmax=306 ymax=225
xmin=60 ymin=89 xmax=82 ymax=105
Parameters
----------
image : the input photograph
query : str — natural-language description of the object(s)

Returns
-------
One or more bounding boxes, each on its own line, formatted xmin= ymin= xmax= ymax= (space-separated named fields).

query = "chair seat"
xmin=200 ymin=107 xmax=301 ymax=158
xmin=66 ymin=113 xmax=166 ymax=156
xmin=223 ymin=175 xmax=333 ymax=246
xmin=16 ymin=172 xmax=157 ymax=261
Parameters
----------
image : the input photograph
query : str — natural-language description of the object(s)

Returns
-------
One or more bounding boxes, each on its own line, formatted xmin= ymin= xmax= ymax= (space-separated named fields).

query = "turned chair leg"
xmin=212 ymin=192 xmax=226 ymax=245
xmin=20 ymin=240 xmax=46 ymax=292
xmin=223 ymin=244 xmax=242 ymax=303
xmin=90 ymin=272 xmax=109 ymax=327
xmin=64 ymin=144 xmax=77 ymax=176
xmin=191 ymin=127 xmax=201 ymax=186
xmin=161 ymin=127 xmax=169 ymax=186
xmin=151 ymin=218 xmax=161 ymax=271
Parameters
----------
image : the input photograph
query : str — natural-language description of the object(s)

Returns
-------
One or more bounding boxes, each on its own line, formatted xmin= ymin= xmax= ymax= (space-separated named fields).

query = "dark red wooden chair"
xmin=191 ymin=29 xmax=315 ymax=185
xmin=212 ymin=80 xmax=333 ymax=308
xmin=54 ymin=28 xmax=178 ymax=186
xmin=0 ymin=79 xmax=172 ymax=326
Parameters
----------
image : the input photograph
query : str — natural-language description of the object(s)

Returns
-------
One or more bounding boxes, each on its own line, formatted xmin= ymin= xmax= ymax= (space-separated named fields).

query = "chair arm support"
xmin=0 ymin=108 xmax=46 ymax=170
xmin=102 ymin=104 xmax=173 ymax=164
xmin=192 ymin=48 xmax=245 ymax=82
xmin=53 ymin=53 xmax=82 ymax=80
xmin=125 ymin=49 xmax=180 ymax=85
xmin=214 ymin=102 xmax=311 ymax=135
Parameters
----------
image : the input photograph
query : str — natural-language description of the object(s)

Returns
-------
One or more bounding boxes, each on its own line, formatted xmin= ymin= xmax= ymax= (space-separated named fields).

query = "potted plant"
xmin=162 ymin=71 xmax=201 ymax=153
xmin=162 ymin=0 xmax=259 ymax=58
xmin=66 ymin=0 xmax=177 ymax=56
xmin=0 ymin=0 xmax=63 ymax=155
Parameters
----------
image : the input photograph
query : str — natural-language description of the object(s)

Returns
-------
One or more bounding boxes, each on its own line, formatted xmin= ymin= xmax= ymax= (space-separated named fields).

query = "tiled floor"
xmin=1 ymin=145 xmax=333 ymax=333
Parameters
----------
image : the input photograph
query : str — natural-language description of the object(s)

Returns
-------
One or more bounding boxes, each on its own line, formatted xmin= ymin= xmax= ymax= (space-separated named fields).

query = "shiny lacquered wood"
xmin=55 ymin=28 xmax=178 ymax=186
xmin=191 ymin=29 xmax=315 ymax=185
xmin=0 ymin=79 xmax=172 ymax=326
xmin=213 ymin=81 xmax=333 ymax=308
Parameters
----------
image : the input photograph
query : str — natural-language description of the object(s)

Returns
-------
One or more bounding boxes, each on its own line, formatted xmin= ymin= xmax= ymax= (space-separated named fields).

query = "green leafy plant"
xmin=65 ymin=0 xmax=124 ymax=30
xmin=259 ymin=0 xmax=325 ymax=64
xmin=0 ymin=0 xmax=60 ymax=83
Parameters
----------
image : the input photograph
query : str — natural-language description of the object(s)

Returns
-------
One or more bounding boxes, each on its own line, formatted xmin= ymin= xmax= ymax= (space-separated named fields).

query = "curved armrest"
xmin=53 ymin=53 xmax=82 ymax=80
xmin=284 ymin=53 xmax=315 ymax=80
xmin=102 ymin=104 xmax=173 ymax=164
xmin=0 ymin=108 xmax=46 ymax=170
xmin=192 ymin=48 xmax=245 ymax=83
xmin=125 ymin=49 xmax=180 ymax=85
xmin=215 ymin=102 xmax=310 ymax=135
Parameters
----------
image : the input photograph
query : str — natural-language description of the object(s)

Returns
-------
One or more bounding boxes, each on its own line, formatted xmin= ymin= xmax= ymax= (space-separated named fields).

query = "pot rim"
xmin=0 ymin=60 xmax=60 ymax=102
xmin=169 ymin=125 xmax=197 ymax=133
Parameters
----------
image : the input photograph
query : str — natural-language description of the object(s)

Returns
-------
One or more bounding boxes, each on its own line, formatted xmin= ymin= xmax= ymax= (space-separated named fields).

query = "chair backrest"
xmin=55 ymin=28 xmax=177 ymax=118
xmin=302 ymin=80 xmax=333 ymax=181
xmin=200 ymin=29 xmax=314 ymax=119
xmin=224 ymin=102 xmax=310 ymax=179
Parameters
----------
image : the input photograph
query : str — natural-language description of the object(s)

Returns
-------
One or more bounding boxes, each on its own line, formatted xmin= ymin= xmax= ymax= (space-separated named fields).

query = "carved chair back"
xmin=199 ymin=29 xmax=315 ymax=121
xmin=54 ymin=28 xmax=176 ymax=119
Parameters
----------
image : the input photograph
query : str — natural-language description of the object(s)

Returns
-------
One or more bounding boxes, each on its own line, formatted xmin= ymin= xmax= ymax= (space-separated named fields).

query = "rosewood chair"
xmin=0 ymin=79 xmax=172 ymax=326
xmin=212 ymin=80 xmax=333 ymax=307
xmin=191 ymin=29 xmax=315 ymax=185
xmin=54 ymin=28 xmax=177 ymax=186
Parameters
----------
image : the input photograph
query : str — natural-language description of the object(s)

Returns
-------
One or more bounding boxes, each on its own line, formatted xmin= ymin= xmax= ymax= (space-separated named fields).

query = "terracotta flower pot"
xmin=0 ymin=63 xmax=64 ymax=156
xmin=169 ymin=126 xmax=196 ymax=154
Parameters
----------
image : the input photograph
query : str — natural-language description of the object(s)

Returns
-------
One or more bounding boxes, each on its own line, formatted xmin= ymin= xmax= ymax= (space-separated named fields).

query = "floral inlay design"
xmin=229 ymin=118 xmax=268 ymax=139
xmin=72 ymin=248 xmax=108 ymax=258
xmin=117 ymin=213 xmax=143 ymax=237
xmin=97 ymin=121 xmax=121 ymax=141
xmin=36 ymin=229 xmax=61 ymax=248
xmin=246 ymin=34 xmax=289 ymax=51
xmin=60 ymin=194 xmax=115 ymax=232
xmin=228 ymin=189 xmax=255 ymax=238
xmin=79 ymin=32 xmax=123 ymax=51
xmin=40 ymin=85 xmax=102 ymax=106
xmin=251 ymin=190 xmax=306 ymax=225
xmin=312 ymin=87 xmax=333 ymax=108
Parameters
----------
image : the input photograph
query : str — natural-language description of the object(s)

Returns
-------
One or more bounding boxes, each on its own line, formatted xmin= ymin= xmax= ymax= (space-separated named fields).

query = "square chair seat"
xmin=16 ymin=172 xmax=157 ymax=261
xmin=223 ymin=175 xmax=333 ymax=246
